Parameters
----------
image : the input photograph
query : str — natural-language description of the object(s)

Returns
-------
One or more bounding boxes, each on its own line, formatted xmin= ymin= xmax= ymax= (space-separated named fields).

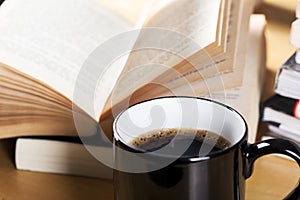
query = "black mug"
xmin=113 ymin=97 xmax=300 ymax=200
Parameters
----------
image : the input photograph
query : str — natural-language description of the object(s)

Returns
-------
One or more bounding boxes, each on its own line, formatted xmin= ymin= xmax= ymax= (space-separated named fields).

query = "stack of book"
xmin=0 ymin=0 xmax=263 ymax=179
xmin=260 ymin=0 xmax=300 ymax=143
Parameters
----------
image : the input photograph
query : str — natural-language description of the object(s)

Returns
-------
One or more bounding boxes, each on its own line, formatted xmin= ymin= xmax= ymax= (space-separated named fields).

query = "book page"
xmin=154 ymin=0 xmax=256 ymax=92
xmin=96 ymin=0 xmax=174 ymax=27
xmin=168 ymin=14 xmax=265 ymax=143
xmin=0 ymin=0 xmax=141 ymax=120
xmin=174 ymin=0 xmax=254 ymax=94
xmin=103 ymin=0 xmax=223 ymax=113
xmin=165 ymin=14 xmax=265 ymax=143
xmin=201 ymin=15 xmax=266 ymax=143
xmin=101 ymin=0 xmax=256 ymax=118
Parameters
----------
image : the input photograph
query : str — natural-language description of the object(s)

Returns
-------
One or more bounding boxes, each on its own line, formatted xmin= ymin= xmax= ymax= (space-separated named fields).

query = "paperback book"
xmin=15 ymin=137 xmax=113 ymax=179
xmin=261 ymin=94 xmax=300 ymax=118
xmin=0 ymin=0 xmax=254 ymax=139
xmin=267 ymin=124 xmax=300 ymax=143
xmin=274 ymin=53 xmax=300 ymax=99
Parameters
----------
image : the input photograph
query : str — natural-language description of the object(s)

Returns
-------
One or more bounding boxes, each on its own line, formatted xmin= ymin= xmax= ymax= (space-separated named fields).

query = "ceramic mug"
xmin=113 ymin=97 xmax=300 ymax=200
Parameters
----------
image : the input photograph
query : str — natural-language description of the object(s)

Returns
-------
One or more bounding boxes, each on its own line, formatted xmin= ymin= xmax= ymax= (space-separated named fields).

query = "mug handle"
xmin=243 ymin=139 xmax=300 ymax=200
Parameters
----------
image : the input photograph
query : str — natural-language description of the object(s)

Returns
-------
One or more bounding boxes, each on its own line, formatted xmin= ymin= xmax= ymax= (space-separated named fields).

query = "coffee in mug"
xmin=130 ymin=128 xmax=231 ymax=157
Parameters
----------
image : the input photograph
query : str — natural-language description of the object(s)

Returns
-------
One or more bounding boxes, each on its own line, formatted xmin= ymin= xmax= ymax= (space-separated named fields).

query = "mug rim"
xmin=113 ymin=96 xmax=248 ymax=162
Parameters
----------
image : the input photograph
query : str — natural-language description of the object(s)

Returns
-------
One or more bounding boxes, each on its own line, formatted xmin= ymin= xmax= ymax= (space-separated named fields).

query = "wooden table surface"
xmin=0 ymin=0 xmax=300 ymax=199
xmin=0 ymin=139 xmax=299 ymax=200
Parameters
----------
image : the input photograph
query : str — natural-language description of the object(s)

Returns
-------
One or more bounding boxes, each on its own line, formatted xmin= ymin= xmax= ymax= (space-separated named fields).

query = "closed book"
xmin=263 ymin=124 xmax=300 ymax=144
xmin=260 ymin=106 xmax=300 ymax=136
xmin=261 ymin=94 xmax=300 ymax=118
xmin=15 ymin=137 xmax=113 ymax=179
xmin=275 ymin=52 xmax=300 ymax=99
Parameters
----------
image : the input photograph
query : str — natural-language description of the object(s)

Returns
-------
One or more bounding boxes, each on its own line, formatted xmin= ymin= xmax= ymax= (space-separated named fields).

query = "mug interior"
xmin=114 ymin=97 xmax=247 ymax=149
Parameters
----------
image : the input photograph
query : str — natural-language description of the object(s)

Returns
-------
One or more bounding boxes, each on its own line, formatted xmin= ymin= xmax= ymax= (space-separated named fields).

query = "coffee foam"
xmin=130 ymin=128 xmax=231 ymax=151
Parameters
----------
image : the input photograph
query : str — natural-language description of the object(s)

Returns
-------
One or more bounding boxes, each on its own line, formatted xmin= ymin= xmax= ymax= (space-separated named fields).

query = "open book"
xmin=0 ymin=0 xmax=254 ymax=138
